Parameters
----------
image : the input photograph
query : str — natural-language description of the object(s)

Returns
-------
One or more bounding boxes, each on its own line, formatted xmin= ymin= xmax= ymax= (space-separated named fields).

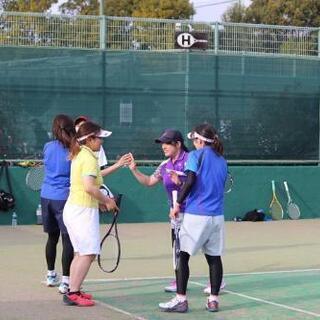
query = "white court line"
xmin=85 ymin=269 xmax=320 ymax=319
xmin=85 ymin=268 xmax=320 ymax=283
xmin=190 ymin=280 xmax=320 ymax=318
xmin=98 ymin=301 xmax=147 ymax=320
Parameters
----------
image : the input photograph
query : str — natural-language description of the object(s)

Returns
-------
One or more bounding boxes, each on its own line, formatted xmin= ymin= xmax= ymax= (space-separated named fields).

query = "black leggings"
xmin=176 ymin=251 xmax=223 ymax=295
xmin=171 ymin=229 xmax=178 ymax=281
xmin=46 ymin=232 xmax=73 ymax=276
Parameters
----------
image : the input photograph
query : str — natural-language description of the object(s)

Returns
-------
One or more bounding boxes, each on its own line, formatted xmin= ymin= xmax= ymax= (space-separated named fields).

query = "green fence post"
xmin=214 ymin=22 xmax=219 ymax=54
xmin=318 ymin=28 xmax=320 ymax=57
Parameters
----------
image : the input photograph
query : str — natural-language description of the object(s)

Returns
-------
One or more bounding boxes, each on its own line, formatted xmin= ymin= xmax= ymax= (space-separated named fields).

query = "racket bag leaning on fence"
xmin=0 ymin=161 xmax=15 ymax=211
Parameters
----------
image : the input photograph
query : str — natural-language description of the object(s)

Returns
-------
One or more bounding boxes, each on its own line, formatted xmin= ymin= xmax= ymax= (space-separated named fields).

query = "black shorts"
xmin=41 ymin=198 xmax=68 ymax=234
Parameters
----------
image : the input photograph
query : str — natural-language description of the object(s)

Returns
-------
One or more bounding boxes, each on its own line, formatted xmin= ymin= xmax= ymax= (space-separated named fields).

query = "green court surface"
xmin=85 ymin=271 xmax=320 ymax=320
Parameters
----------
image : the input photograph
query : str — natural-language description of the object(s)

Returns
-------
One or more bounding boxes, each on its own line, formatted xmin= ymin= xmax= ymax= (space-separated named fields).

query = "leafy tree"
xmin=132 ymin=0 xmax=194 ymax=19
xmin=222 ymin=2 xmax=247 ymax=23
xmin=60 ymin=0 xmax=194 ymax=19
xmin=223 ymin=0 xmax=320 ymax=27
xmin=0 ymin=0 xmax=58 ymax=12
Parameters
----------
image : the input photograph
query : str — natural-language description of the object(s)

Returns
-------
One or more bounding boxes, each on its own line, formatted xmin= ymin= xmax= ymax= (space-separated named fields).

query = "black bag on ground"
xmin=0 ymin=161 xmax=15 ymax=211
xmin=242 ymin=209 xmax=265 ymax=222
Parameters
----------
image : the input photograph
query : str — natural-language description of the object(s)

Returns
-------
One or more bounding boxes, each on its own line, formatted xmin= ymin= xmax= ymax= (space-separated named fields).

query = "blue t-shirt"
xmin=185 ymin=146 xmax=227 ymax=216
xmin=40 ymin=140 xmax=71 ymax=200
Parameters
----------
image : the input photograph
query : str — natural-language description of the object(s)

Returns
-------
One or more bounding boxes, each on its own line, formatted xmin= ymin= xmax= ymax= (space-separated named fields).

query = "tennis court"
xmin=1 ymin=220 xmax=320 ymax=320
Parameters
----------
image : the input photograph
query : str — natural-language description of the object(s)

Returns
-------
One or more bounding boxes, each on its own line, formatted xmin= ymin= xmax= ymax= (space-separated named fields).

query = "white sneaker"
xmin=164 ymin=280 xmax=177 ymax=293
xmin=203 ymin=279 xmax=226 ymax=295
xmin=159 ymin=296 xmax=188 ymax=313
xmin=58 ymin=282 xmax=69 ymax=294
xmin=46 ymin=273 xmax=60 ymax=287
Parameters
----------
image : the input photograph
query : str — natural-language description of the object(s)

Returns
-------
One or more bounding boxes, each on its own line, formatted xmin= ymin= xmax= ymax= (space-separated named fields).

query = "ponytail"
xmin=69 ymin=136 xmax=81 ymax=160
xmin=211 ymin=136 xmax=223 ymax=156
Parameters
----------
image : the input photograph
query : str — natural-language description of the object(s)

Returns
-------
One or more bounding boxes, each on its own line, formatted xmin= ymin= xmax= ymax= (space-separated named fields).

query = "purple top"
xmin=153 ymin=151 xmax=188 ymax=212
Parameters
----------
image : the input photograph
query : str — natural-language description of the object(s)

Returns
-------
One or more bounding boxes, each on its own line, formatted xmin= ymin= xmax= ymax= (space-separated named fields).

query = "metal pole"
xmin=318 ymin=28 xmax=320 ymax=57
xmin=214 ymin=22 xmax=219 ymax=54
xmin=99 ymin=0 xmax=104 ymax=16
xmin=99 ymin=0 xmax=106 ymax=50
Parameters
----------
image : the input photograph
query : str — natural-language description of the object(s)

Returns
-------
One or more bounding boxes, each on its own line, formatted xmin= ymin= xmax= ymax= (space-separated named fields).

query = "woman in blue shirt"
xmin=41 ymin=114 xmax=75 ymax=294
xmin=159 ymin=123 xmax=227 ymax=314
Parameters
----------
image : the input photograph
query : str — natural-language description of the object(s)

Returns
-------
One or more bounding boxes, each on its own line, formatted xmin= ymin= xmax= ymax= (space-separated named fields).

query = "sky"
xmin=51 ymin=0 xmax=252 ymax=22
xmin=192 ymin=0 xmax=252 ymax=22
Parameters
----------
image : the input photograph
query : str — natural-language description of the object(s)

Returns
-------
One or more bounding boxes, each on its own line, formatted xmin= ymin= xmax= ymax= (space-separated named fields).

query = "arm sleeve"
xmin=177 ymin=170 xmax=196 ymax=204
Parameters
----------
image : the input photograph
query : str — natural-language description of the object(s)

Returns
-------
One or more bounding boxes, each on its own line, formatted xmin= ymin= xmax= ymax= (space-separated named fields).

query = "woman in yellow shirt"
xmin=63 ymin=121 xmax=118 ymax=307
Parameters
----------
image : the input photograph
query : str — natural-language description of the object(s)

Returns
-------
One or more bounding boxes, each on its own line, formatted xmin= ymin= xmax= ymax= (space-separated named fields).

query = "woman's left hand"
xmin=170 ymin=204 xmax=180 ymax=219
xmin=169 ymin=171 xmax=181 ymax=186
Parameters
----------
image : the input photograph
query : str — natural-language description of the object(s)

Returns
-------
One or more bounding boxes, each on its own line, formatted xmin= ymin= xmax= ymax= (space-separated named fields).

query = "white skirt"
xmin=63 ymin=202 xmax=100 ymax=255
xmin=179 ymin=213 xmax=225 ymax=256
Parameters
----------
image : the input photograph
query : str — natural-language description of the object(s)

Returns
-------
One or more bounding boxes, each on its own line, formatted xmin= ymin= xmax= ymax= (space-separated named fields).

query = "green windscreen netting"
xmin=0 ymin=47 xmax=319 ymax=161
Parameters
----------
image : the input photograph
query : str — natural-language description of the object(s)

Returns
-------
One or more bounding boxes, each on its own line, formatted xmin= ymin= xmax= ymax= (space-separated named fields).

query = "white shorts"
xmin=179 ymin=213 xmax=225 ymax=256
xmin=63 ymin=202 xmax=100 ymax=255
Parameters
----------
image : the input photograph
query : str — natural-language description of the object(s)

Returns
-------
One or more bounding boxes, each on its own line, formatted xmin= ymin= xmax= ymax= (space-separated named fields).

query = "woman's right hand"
xmin=116 ymin=153 xmax=132 ymax=168
xmin=128 ymin=153 xmax=137 ymax=171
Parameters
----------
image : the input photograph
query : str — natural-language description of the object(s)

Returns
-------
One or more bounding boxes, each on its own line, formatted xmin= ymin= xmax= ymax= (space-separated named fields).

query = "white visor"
xmin=187 ymin=131 xmax=214 ymax=143
xmin=96 ymin=129 xmax=112 ymax=138
xmin=77 ymin=129 xmax=112 ymax=142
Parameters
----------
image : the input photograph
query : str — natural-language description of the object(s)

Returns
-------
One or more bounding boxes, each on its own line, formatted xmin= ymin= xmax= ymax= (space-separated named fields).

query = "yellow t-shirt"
xmin=68 ymin=146 xmax=103 ymax=208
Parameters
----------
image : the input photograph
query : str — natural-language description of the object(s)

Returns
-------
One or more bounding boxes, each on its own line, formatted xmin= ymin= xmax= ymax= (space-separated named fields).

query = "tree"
xmin=223 ymin=0 xmax=320 ymax=27
xmin=132 ymin=0 xmax=194 ymax=19
xmin=60 ymin=0 xmax=194 ymax=19
xmin=0 ymin=0 xmax=58 ymax=12
xmin=222 ymin=2 xmax=247 ymax=23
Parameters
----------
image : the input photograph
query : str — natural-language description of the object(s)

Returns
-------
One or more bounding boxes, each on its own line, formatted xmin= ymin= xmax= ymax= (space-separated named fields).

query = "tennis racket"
xmin=283 ymin=181 xmax=301 ymax=220
xmin=172 ymin=190 xmax=181 ymax=271
xmin=25 ymin=165 xmax=44 ymax=191
xmin=269 ymin=180 xmax=284 ymax=220
xmin=98 ymin=194 xmax=123 ymax=273
xmin=224 ymin=172 xmax=233 ymax=193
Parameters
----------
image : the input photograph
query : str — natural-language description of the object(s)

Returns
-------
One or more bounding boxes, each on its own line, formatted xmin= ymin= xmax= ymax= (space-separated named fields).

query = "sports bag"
xmin=0 ymin=161 xmax=15 ymax=211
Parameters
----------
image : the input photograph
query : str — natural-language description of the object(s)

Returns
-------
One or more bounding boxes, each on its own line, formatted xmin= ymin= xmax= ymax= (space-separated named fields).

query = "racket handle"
xmin=115 ymin=194 xmax=123 ymax=207
xmin=172 ymin=190 xmax=178 ymax=206
xmin=271 ymin=180 xmax=275 ymax=192
xmin=283 ymin=181 xmax=289 ymax=192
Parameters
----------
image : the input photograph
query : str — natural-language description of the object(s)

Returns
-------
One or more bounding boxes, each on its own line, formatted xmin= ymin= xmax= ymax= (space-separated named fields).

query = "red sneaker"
xmin=80 ymin=291 xmax=93 ymax=300
xmin=63 ymin=293 xmax=95 ymax=307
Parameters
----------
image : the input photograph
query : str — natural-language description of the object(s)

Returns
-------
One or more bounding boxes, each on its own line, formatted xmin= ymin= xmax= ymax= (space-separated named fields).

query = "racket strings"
xmin=26 ymin=166 xmax=44 ymax=191
xmin=99 ymin=233 xmax=120 ymax=273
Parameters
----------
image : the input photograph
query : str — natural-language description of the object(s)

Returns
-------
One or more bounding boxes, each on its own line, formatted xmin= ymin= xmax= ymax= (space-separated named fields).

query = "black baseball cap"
xmin=155 ymin=129 xmax=184 ymax=144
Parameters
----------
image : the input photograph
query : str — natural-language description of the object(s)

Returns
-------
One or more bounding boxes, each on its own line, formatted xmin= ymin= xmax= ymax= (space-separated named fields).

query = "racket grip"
xmin=115 ymin=194 xmax=123 ymax=207
xmin=172 ymin=190 xmax=178 ymax=206
xmin=283 ymin=181 xmax=289 ymax=192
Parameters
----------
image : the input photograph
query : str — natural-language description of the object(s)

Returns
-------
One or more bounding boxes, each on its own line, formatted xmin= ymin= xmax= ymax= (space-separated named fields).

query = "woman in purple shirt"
xmin=129 ymin=129 xmax=188 ymax=293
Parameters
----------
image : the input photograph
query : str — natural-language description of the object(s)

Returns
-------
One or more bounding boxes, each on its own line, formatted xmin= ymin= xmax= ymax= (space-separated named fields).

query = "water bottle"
xmin=12 ymin=211 xmax=17 ymax=227
xmin=36 ymin=204 xmax=43 ymax=225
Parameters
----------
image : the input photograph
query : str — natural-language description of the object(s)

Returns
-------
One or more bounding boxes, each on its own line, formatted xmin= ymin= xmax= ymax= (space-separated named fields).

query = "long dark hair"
xmin=52 ymin=114 xmax=75 ymax=149
xmin=70 ymin=121 xmax=101 ymax=159
xmin=193 ymin=123 xmax=224 ymax=156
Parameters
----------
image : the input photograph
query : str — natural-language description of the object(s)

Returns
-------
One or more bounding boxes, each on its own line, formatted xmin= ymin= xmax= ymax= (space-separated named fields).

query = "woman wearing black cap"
xmin=129 ymin=129 xmax=189 ymax=293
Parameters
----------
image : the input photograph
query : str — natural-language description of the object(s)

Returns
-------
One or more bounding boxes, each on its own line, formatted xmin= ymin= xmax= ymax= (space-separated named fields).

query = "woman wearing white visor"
xmin=159 ymin=123 xmax=227 ymax=313
xmin=63 ymin=121 xmax=119 ymax=307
